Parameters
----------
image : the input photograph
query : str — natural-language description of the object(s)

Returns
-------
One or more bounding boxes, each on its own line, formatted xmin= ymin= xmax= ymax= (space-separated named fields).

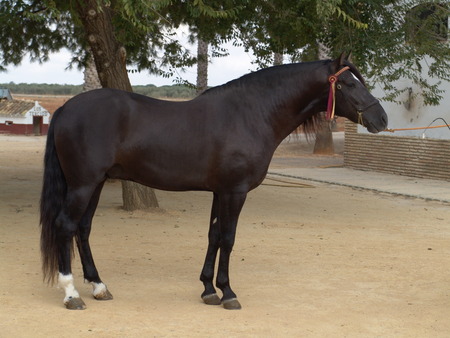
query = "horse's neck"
xmin=262 ymin=68 xmax=327 ymax=143
xmin=201 ymin=62 xmax=329 ymax=144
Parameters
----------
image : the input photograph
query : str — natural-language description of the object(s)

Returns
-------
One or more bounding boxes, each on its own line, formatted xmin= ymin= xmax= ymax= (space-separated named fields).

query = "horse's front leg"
xmin=200 ymin=193 xmax=222 ymax=305
xmin=77 ymin=221 xmax=113 ymax=301
xmin=215 ymin=192 xmax=247 ymax=310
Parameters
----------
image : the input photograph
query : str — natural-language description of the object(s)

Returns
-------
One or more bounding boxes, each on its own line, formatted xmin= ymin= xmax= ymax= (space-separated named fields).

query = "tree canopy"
xmin=322 ymin=1 xmax=450 ymax=105
xmin=0 ymin=0 xmax=448 ymax=104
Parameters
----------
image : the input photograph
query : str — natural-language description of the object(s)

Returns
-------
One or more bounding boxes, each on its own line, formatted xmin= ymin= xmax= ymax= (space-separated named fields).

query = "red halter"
xmin=326 ymin=66 xmax=350 ymax=120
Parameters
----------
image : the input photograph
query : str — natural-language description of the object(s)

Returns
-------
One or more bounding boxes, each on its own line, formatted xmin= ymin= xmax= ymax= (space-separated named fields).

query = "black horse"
xmin=40 ymin=53 xmax=387 ymax=310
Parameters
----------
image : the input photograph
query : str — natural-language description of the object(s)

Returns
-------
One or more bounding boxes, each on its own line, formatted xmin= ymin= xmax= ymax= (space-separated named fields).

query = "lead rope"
xmin=384 ymin=118 xmax=450 ymax=133
xmin=326 ymin=66 xmax=350 ymax=120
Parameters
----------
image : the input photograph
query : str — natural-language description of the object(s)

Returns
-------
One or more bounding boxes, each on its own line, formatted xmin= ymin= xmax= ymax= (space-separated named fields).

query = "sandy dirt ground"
xmin=1 ymin=135 xmax=450 ymax=337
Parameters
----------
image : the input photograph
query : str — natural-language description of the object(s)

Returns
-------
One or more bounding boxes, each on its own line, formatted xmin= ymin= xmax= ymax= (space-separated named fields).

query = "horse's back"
xmin=52 ymin=89 xmax=215 ymax=190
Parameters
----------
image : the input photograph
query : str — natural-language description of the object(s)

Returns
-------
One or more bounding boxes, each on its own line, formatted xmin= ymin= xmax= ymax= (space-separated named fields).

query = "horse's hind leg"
xmin=200 ymin=193 xmax=221 ymax=305
xmin=76 ymin=181 xmax=113 ymax=301
xmin=56 ymin=186 xmax=97 ymax=310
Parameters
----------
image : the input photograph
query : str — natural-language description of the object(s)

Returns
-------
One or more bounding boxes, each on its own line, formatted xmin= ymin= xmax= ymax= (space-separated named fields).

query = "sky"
xmin=1 ymin=37 xmax=258 ymax=87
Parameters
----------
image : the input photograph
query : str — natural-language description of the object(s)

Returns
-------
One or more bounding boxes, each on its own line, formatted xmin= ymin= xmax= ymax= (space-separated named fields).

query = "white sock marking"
xmin=58 ymin=273 xmax=80 ymax=304
xmin=91 ymin=282 xmax=107 ymax=297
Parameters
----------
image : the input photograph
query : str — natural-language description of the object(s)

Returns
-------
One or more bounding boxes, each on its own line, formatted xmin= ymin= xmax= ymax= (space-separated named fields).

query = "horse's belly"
xmin=112 ymin=157 xmax=212 ymax=192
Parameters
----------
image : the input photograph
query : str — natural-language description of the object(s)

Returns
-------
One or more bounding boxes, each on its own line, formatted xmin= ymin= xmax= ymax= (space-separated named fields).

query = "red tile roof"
xmin=0 ymin=100 xmax=35 ymax=117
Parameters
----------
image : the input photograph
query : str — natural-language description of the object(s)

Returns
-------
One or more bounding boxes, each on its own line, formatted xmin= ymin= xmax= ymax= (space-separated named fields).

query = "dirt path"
xmin=1 ymin=135 xmax=449 ymax=337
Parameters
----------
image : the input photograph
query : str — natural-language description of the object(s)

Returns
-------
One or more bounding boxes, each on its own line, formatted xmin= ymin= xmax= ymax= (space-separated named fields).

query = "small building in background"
xmin=0 ymin=88 xmax=13 ymax=101
xmin=0 ymin=89 xmax=50 ymax=135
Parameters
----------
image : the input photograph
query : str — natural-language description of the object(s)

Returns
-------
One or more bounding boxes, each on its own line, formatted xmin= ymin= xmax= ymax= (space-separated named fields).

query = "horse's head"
xmin=330 ymin=53 xmax=388 ymax=133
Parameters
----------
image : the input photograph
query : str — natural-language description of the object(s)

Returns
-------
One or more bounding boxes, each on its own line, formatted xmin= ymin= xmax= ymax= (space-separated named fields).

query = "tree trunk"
xmin=82 ymin=53 xmax=101 ymax=92
xmin=76 ymin=0 xmax=159 ymax=211
xmin=196 ymin=38 xmax=208 ymax=95
xmin=313 ymin=113 xmax=335 ymax=155
xmin=76 ymin=0 xmax=131 ymax=91
xmin=121 ymin=180 xmax=159 ymax=210
xmin=274 ymin=52 xmax=283 ymax=66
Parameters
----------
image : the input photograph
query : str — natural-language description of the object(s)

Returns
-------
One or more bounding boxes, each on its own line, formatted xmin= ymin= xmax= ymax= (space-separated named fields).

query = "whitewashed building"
xmin=0 ymin=90 xmax=50 ymax=135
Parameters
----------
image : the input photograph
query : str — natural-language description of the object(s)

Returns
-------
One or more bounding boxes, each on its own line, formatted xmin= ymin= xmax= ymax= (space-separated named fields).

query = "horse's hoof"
xmin=94 ymin=289 xmax=113 ymax=301
xmin=222 ymin=298 xmax=242 ymax=310
xmin=202 ymin=293 xmax=221 ymax=305
xmin=65 ymin=297 xmax=86 ymax=310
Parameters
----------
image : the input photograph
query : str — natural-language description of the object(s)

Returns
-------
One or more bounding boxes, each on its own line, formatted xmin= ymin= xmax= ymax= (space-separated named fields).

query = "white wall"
xmin=365 ymin=76 xmax=450 ymax=140
xmin=25 ymin=101 xmax=50 ymax=124
xmin=359 ymin=5 xmax=450 ymax=140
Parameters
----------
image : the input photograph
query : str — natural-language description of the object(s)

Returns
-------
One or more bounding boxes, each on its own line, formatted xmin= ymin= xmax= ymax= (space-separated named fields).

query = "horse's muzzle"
xmin=362 ymin=103 xmax=388 ymax=133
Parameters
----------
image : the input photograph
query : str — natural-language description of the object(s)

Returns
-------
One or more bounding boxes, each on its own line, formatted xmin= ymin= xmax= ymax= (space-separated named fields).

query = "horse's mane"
xmin=201 ymin=61 xmax=324 ymax=95
xmin=200 ymin=60 xmax=330 ymax=139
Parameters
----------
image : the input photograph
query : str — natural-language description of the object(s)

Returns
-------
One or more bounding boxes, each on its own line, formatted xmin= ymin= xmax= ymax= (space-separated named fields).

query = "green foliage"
xmin=160 ymin=0 xmax=247 ymax=70
xmin=109 ymin=0 xmax=246 ymax=80
xmin=1 ymin=82 xmax=83 ymax=95
xmin=190 ymin=0 xmax=243 ymax=19
xmin=238 ymin=0 xmax=449 ymax=104
xmin=0 ymin=1 xmax=69 ymax=69
xmin=317 ymin=0 xmax=368 ymax=29
xmin=0 ymin=82 xmax=195 ymax=98
xmin=335 ymin=6 xmax=368 ymax=29
xmin=132 ymin=84 xmax=196 ymax=98
xmin=322 ymin=0 xmax=450 ymax=105
xmin=0 ymin=0 xmax=448 ymax=105
xmin=236 ymin=0 xmax=369 ymax=67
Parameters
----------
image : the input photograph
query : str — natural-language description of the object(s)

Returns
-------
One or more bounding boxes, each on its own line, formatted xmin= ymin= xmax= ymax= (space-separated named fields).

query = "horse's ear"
xmin=347 ymin=51 xmax=353 ymax=63
xmin=338 ymin=51 xmax=347 ymax=66
xmin=333 ymin=52 xmax=347 ymax=70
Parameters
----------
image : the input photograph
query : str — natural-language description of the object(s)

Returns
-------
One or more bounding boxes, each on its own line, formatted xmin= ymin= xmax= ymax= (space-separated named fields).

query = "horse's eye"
xmin=336 ymin=84 xmax=342 ymax=90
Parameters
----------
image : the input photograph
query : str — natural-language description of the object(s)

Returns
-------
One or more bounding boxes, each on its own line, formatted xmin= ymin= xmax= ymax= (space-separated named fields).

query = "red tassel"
xmin=326 ymin=75 xmax=337 ymax=120
xmin=326 ymin=66 xmax=350 ymax=121
xmin=326 ymin=83 xmax=334 ymax=120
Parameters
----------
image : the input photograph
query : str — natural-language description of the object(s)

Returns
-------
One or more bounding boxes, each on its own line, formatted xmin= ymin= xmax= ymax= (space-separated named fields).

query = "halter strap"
xmin=326 ymin=66 xmax=350 ymax=120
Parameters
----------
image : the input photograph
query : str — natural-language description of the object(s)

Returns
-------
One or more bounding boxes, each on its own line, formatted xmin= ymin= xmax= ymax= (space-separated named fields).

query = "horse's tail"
xmin=40 ymin=107 xmax=66 ymax=285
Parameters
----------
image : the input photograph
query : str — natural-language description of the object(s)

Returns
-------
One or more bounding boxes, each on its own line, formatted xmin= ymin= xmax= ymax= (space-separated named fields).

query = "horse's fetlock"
xmin=215 ymin=279 xmax=229 ymax=291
